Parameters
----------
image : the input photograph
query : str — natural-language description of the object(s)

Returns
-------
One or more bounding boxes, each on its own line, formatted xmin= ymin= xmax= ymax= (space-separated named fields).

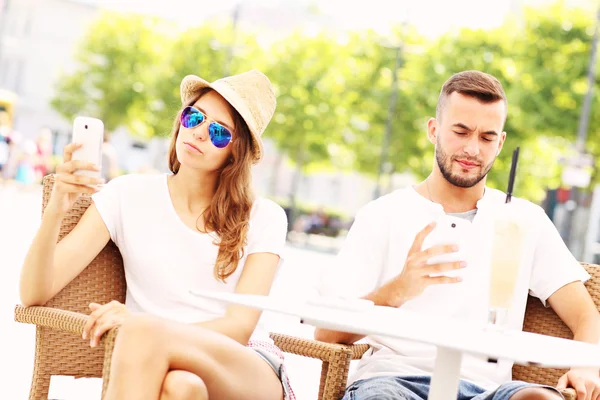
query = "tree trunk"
xmin=287 ymin=150 xmax=305 ymax=232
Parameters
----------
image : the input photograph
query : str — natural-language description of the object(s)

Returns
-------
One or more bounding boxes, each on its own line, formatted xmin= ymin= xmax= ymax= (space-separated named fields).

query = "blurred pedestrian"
xmin=101 ymin=132 xmax=119 ymax=182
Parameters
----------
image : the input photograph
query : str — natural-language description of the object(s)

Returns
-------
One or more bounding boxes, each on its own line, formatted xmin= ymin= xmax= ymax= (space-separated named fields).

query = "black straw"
xmin=505 ymin=147 xmax=520 ymax=204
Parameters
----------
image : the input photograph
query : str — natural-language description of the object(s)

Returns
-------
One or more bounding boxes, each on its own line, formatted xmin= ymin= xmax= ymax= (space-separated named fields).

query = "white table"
xmin=190 ymin=291 xmax=600 ymax=400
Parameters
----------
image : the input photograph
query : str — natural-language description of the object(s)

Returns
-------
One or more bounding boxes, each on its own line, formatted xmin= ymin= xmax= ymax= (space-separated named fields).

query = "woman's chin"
xmin=177 ymin=158 xmax=220 ymax=173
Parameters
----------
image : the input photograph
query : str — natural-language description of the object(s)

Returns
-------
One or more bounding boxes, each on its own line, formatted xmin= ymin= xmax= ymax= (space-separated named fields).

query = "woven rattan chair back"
xmin=27 ymin=175 xmax=125 ymax=399
xmin=512 ymin=263 xmax=600 ymax=386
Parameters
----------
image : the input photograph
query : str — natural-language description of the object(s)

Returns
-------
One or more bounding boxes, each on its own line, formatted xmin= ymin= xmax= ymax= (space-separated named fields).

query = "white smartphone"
xmin=421 ymin=216 xmax=469 ymax=277
xmin=71 ymin=116 xmax=104 ymax=178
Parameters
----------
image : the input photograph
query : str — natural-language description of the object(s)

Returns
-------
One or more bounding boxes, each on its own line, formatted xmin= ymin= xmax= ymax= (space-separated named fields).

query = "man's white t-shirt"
xmin=91 ymin=173 xmax=288 ymax=343
xmin=318 ymin=186 xmax=590 ymax=390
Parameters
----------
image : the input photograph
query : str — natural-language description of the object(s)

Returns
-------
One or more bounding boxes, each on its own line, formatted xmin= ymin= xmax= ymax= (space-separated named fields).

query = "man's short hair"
xmin=436 ymin=70 xmax=508 ymax=121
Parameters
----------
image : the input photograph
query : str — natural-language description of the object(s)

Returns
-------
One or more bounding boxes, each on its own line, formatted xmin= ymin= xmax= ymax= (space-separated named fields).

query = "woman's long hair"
xmin=168 ymin=88 xmax=256 ymax=281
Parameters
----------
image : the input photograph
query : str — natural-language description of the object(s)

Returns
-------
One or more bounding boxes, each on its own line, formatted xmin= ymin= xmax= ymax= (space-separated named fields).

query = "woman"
xmin=19 ymin=70 xmax=294 ymax=400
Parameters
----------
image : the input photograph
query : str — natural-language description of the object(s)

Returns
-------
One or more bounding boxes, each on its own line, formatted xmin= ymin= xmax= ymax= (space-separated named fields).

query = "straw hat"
xmin=180 ymin=69 xmax=276 ymax=163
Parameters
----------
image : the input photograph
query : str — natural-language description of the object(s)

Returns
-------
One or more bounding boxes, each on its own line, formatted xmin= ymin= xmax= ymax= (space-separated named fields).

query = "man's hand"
xmin=82 ymin=300 xmax=131 ymax=348
xmin=557 ymin=367 xmax=600 ymax=400
xmin=373 ymin=222 xmax=466 ymax=308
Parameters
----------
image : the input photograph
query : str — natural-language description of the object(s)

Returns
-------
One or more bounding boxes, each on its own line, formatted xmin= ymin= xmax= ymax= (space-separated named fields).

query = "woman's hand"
xmin=47 ymin=143 xmax=104 ymax=216
xmin=83 ymin=301 xmax=131 ymax=348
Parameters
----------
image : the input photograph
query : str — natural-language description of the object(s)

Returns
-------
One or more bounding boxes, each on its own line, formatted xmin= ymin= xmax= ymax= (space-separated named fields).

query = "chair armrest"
xmin=14 ymin=304 xmax=118 ymax=347
xmin=15 ymin=304 xmax=120 ymax=398
xmin=270 ymin=333 xmax=371 ymax=362
xmin=14 ymin=305 xmax=88 ymax=335
xmin=270 ymin=333 xmax=354 ymax=361
xmin=351 ymin=343 xmax=370 ymax=360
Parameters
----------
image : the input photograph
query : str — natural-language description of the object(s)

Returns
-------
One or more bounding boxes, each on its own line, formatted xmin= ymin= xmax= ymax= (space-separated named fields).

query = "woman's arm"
xmin=19 ymin=203 xmax=110 ymax=306
xmin=192 ymin=252 xmax=280 ymax=344
xmin=20 ymin=143 xmax=111 ymax=306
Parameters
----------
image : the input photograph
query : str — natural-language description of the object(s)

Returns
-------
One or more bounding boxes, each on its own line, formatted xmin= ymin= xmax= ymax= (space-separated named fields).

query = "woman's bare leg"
xmin=104 ymin=316 xmax=284 ymax=400
xmin=159 ymin=370 xmax=208 ymax=400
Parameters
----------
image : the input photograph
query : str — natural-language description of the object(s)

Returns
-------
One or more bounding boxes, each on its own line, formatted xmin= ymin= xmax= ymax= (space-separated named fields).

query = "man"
xmin=315 ymin=71 xmax=600 ymax=400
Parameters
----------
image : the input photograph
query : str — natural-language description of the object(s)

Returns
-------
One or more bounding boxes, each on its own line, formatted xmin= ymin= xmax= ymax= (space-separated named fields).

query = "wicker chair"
xmin=14 ymin=175 xmax=595 ymax=400
xmin=14 ymin=175 xmax=360 ymax=400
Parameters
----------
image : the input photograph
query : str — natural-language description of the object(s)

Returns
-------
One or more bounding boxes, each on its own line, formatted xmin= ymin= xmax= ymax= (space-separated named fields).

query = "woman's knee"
xmin=160 ymin=370 xmax=208 ymax=400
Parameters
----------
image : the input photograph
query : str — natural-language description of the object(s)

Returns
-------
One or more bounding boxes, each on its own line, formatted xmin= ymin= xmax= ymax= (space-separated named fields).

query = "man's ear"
xmin=427 ymin=118 xmax=438 ymax=145
xmin=497 ymin=131 xmax=507 ymax=156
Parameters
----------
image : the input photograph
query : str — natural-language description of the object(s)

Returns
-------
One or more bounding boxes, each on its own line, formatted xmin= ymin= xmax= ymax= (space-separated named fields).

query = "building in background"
xmin=0 ymin=0 xmax=98 ymax=139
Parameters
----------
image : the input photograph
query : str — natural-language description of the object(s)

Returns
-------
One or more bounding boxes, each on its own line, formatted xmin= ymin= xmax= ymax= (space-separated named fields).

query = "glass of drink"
xmin=487 ymin=146 xmax=524 ymax=327
xmin=488 ymin=204 xmax=525 ymax=326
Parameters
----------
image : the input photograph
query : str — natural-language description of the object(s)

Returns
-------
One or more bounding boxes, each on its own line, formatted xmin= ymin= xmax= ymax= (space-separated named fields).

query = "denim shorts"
xmin=343 ymin=375 xmax=564 ymax=400
xmin=247 ymin=340 xmax=295 ymax=400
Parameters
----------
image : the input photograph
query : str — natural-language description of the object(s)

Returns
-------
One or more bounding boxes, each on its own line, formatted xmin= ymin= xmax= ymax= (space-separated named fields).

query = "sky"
xmin=86 ymin=0 xmax=517 ymax=38
xmin=82 ymin=0 xmax=597 ymax=39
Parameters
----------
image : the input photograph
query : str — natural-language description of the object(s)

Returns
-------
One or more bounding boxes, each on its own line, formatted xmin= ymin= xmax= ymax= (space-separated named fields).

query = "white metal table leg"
xmin=428 ymin=347 xmax=463 ymax=400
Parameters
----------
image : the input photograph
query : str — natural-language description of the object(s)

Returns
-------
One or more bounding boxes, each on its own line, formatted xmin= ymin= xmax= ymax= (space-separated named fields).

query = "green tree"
xmin=51 ymin=12 xmax=167 ymax=136
xmin=374 ymin=3 xmax=600 ymax=202
xmin=263 ymin=32 xmax=350 ymax=169
xmin=262 ymin=31 xmax=357 ymax=216
xmin=338 ymin=27 xmax=428 ymax=181
xmin=515 ymin=3 xmax=600 ymax=195
xmin=50 ymin=2 xmax=600 ymax=205
xmin=144 ymin=21 xmax=265 ymax=138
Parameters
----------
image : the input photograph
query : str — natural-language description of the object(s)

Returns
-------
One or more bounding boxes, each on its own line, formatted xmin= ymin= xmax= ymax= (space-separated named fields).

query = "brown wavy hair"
xmin=168 ymin=87 xmax=256 ymax=281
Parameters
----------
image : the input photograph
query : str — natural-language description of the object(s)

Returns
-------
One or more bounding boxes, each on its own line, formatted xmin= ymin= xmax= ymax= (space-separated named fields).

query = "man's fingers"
xmin=410 ymin=244 xmax=461 ymax=267
xmin=408 ymin=222 xmax=437 ymax=256
xmin=571 ymin=376 xmax=587 ymax=400
xmin=426 ymin=275 xmax=462 ymax=285
xmin=423 ymin=261 xmax=466 ymax=276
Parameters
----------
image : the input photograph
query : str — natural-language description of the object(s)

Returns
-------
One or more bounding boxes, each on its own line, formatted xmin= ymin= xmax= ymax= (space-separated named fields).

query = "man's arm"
xmin=315 ymin=223 xmax=464 ymax=345
xmin=314 ymin=288 xmax=396 ymax=345
xmin=548 ymin=281 xmax=600 ymax=346
xmin=547 ymin=281 xmax=600 ymax=396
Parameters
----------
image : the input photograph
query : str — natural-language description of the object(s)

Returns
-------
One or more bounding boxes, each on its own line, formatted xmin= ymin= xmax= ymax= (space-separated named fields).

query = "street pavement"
xmin=1 ymin=181 xmax=343 ymax=400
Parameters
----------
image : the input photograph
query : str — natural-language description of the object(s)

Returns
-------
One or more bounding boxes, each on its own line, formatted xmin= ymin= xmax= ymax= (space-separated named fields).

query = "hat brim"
xmin=180 ymin=75 xmax=264 ymax=163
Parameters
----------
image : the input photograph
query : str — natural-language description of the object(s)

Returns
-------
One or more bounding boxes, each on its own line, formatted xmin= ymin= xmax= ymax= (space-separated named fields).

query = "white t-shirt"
xmin=318 ymin=186 xmax=590 ymax=390
xmin=91 ymin=173 xmax=288 ymax=343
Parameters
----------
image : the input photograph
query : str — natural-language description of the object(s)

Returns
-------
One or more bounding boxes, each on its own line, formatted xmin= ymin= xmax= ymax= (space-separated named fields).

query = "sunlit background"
xmin=2 ymin=0 xmax=600 ymax=398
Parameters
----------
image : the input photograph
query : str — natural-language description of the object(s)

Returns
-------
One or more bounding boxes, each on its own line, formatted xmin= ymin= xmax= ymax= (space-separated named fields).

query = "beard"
xmin=435 ymin=144 xmax=495 ymax=188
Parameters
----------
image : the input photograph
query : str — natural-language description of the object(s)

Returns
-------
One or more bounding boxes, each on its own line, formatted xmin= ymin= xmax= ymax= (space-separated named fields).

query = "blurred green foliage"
xmin=52 ymin=2 xmax=600 ymax=204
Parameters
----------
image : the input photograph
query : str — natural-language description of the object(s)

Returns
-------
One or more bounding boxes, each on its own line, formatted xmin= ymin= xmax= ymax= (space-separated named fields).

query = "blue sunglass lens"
xmin=209 ymin=123 xmax=232 ymax=148
xmin=181 ymin=107 xmax=205 ymax=128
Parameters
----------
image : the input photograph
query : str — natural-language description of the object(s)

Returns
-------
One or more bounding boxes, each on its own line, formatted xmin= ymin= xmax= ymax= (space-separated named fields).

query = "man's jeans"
xmin=342 ymin=375 xmax=564 ymax=400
